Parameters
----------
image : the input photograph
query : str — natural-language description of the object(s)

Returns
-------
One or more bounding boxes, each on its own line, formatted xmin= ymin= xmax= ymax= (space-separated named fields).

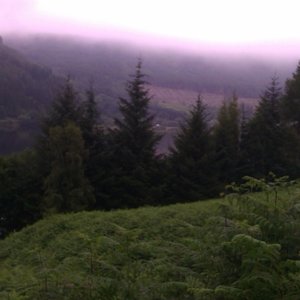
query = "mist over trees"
xmin=2 ymin=35 xmax=299 ymax=155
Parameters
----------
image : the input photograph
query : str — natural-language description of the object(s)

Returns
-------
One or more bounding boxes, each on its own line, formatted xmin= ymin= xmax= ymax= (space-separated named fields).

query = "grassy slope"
xmin=0 ymin=185 xmax=299 ymax=299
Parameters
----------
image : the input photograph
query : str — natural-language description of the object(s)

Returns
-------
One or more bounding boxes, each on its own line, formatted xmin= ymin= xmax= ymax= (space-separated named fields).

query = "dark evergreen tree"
xmin=168 ymin=95 xmax=219 ymax=201
xmin=282 ymin=62 xmax=300 ymax=134
xmin=42 ymin=122 xmax=95 ymax=214
xmin=0 ymin=150 xmax=42 ymax=237
xmin=37 ymin=78 xmax=82 ymax=177
xmin=80 ymin=85 xmax=100 ymax=148
xmin=43 ymin=77 xmax=81 ymax=130
xmin=280 ymin=63 xmax=300 ymax=176
xmin=108 ymin=60 xmax=162 ymax=208
xmin=237 ymin=104 xmax=254 ymax=177
xmin=37 ymin=78 xmax=95 ymax=214
xmin=242 ymin=77 xmax=300 ymax=177
xmin=115 ymin=60 xmax=160 ymax=167
xmin=214 ymin=94 xmax=240 ymax=183
xmin=79 ymin=86 xmax=112 ymax=210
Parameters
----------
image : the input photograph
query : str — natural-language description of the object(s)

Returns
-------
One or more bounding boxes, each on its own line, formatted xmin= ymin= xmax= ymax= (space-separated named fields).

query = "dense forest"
xmin=2 ymin=55 xmax=300 ymax=238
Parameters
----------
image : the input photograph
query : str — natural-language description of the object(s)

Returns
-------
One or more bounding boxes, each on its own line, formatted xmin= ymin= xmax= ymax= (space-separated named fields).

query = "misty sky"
xmin=1 ymin=0 xmax=300 ymax=54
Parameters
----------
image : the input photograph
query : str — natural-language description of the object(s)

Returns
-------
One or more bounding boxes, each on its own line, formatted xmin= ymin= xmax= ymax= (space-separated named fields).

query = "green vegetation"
xmin=214 ymin=94 xmax=240 ymax=183
xmin=1 ymin=176 xmax=300 ymax=299
xmin=3 ymin=38 xmax=300 ymax=299
xmin=168 ymin=95 xmax=218 ymax=201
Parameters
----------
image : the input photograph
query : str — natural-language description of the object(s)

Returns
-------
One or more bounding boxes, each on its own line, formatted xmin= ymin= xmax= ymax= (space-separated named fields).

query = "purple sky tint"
xmin=1 ymin=0 xmax=300 ymax=58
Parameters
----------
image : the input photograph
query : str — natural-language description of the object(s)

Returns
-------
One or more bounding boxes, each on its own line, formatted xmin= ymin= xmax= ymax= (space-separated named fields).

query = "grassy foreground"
xmin=1 ymin=178 xmax=300 ymax=299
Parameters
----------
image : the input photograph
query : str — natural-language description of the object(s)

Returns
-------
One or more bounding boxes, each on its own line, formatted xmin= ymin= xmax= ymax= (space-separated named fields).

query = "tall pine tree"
xmin=37 ymin=78 xmax=95 ymax=214
xmin=282 ymin=62 xmax=300 ymax=134
xmin=214 ymin=94 xmax=240 ymax=183
xmin=109 ymin=60 xmax=161 ymax=207
xmin=43 ymin=122 xmax=95 ymax=214
xmin=80 ymin=85 xmax=100 ymax=148
xmin=168 ymin=95 xmax=218 ymax=201
xmin=43 ymin=77 xmax=81 ymax=130
xmin=242 ymin=77 xmax=300 ymax=177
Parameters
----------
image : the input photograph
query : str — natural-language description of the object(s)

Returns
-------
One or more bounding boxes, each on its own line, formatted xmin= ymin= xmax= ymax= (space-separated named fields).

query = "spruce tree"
xmin=115 ymin=59 xmax=160 ymax=168
xmin=37 ymin=79 xmax=81 ymax=175
xmin=79 ymin=86 xmax=110 ymax=210
xmin=237 ymin=104 xmax=254 ymax=177
xmin=214 ymin=94 xmax=240 ymax=183
xmin=37 ymin=78 xmax=95 ymax=213
xmin=109 ymin=60 xmax=161 ymax=207
xmin=242 ymin=77 xmax=299 ymax=177
xmin=169 ymin=95 xmax=218 ymax=201
xmin=282 ymin=62 xmax=300 ymax=133
xmin=80 ymin=85 xmax=100 ymax=148
xmin=43 ymin=77 xmax=81 ymax=130
xmin=43 ymin=122 xmax=95 ymax=213
xmin=280 ymin=62 xmax=300 ymax=176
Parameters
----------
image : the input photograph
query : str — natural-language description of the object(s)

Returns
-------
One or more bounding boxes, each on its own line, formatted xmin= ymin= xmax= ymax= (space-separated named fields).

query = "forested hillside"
xmin=0 ymin=37 xmax=60 ymax=153
xmin=6 ymin=34 xmax=295 ymax=99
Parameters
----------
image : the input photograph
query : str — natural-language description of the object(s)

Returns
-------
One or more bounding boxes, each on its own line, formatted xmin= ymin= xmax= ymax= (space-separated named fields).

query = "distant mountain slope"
xmin=2 ymin=34 xmax=295 ymax=154
xmin=0 ymin=37 xmax=60 ymax=154
xmin=0 ymin=37 xmax=59 ymax=118
xmin=7 ymin=34 xmax=296 ymax=101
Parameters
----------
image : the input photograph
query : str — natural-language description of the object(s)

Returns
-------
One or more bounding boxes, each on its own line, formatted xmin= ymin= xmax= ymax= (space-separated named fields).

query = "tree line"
xmin=1 ymin=59 xmax=300 ymax=237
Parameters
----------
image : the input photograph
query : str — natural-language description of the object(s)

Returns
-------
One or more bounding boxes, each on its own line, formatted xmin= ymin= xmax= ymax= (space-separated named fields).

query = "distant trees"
xmin=37 ymin=79 xmax=95 ymax=214
xmin=282 ymin=62 xmax=300 ymax=133
xmin=42 ymin=122 xmax=95 ymax=213
xmin=239 ymin=76 xmax=300 ymax=178
xmin=280 ymin=63 xmax=300 ymax=175
xmin=168 ymin=95 xmax=218 ymax=201
xmin=214 ymin=94 xmax=240 ymax=183
xmin=240 ymin=77 xmax=285 ymax=176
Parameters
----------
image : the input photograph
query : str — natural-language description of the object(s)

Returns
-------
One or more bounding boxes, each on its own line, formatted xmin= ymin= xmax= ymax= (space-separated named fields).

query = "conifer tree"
xmin=108 ymin=60 xmax=161 ymax=207
xmin=237 ymin=104 xmax=253 ymax=176
xmin=282 ymin=62 xmax=300 ymax=133
xmin=168 ymin=95 xmax=218 ymax=201
xmin=43 ymin=122 xmax=95 ymax=213
xmin=80 ymin=85 xmax=100 ymax=148
xmin=114 ymin=59 xmax=160 ymax=168
xmin=242 ymin=77 xmax=299 ymax=176
xmin=43 ymin=77 xmax=81 ymax=130
xmin=79 ymin=86 xmax=110 ymax=209
xmin=37 ymin=78 xmax=81 ymax=176
xmin=214 ymin=94 xmax=240 ymax=183
xmin=37 ymin=78 xmax=95 ymax=213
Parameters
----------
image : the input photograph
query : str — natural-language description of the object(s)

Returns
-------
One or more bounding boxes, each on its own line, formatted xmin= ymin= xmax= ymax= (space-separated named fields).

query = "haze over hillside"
xmin=1 ymin=32 xmax=299 ymax=154
xmin=6 ymin=34 xmax=297 ymax=99
xmin=0 ymin=37 xmax=60 ymax=154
